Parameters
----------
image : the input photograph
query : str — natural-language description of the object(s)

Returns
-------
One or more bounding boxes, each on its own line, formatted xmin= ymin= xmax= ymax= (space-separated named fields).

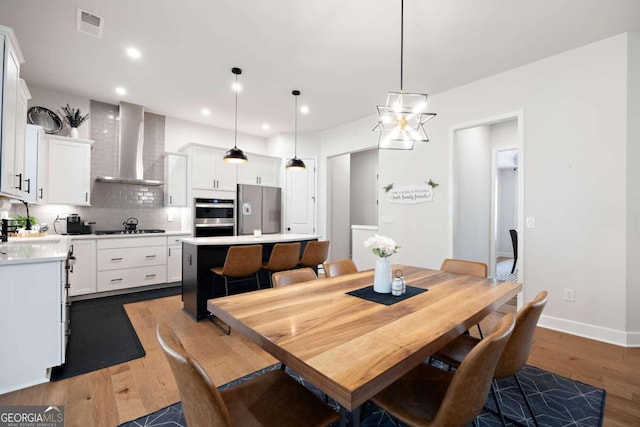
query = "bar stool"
xmin=262 ymin=242 xmax=301 ymax=287
xmin=298 ymin=241 xmax=330 ymax=273
xmin=272 ymin=267 xmax=317 ymax=287
xmin=211 ymin=244 xmax=263 ymax=296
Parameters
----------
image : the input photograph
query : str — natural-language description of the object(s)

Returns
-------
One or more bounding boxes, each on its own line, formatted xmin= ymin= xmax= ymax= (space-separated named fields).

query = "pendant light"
xmin=373 ymin=0 xmax=436 ymax=150
xmin=285 ymin=90 xmax=306 ymax=171
xmin=223 ymin=67 xmax=248 ymax=164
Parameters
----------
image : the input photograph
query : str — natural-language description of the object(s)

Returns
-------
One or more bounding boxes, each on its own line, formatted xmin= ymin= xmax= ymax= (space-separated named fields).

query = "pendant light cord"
xmin=400 ymin=0 xmax=404 ymax=92
xmin=294 ymin=95 xmax=298 ymax=157
xmin=234 ymin=74 xmax=239 ymax=149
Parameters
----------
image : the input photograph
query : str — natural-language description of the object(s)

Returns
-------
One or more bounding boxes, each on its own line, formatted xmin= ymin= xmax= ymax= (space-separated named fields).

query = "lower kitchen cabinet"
xmin=68 ymin=239 xmax=97 ymax=297
xmin=167 ymin=234 xmax=188 ymax=282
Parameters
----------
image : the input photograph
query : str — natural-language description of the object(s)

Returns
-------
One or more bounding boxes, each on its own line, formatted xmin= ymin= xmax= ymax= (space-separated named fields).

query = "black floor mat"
xmin=50 ymin=286 xmax=181 ymax=381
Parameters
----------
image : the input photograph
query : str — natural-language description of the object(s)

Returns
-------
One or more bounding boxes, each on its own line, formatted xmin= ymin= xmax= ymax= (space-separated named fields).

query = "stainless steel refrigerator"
xmin=237 ymin=184 xmax=282 ymax=235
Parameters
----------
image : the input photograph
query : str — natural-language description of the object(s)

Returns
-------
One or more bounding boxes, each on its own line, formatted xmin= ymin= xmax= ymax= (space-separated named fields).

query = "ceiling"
xmin=2 ymin=0 xmax=640 ymax=138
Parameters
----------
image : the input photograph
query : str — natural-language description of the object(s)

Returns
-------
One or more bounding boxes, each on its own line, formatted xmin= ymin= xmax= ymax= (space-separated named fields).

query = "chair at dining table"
xmin=370 ymin=313 xmax=515 ymax=427
xmin=433 ymin=291 xmax=549 ymax=427
xmin=156 ymin=323 xmax=340 ymax=427
xmin=440 ymin=258 xmax=488 ymax=337
xmin=323 ymin=259 xmax=358 ymax=278
xmin=272 ymin=267 xmax=317 ymax=287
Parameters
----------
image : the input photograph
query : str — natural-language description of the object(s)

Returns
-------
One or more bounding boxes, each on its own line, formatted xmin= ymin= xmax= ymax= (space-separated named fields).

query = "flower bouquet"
xmin=364 ymin=234 xmax=399 ymax=293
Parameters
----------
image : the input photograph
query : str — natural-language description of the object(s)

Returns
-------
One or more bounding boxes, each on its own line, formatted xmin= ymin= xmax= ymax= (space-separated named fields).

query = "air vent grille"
xmin=76 ymin=8 xmax=104 ymax=38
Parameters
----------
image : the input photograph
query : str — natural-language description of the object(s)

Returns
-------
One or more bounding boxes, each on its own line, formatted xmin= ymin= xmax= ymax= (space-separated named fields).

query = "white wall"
xmin=319 ymin=33 xmax=635 ymax=345
xmin=350 ymin=149 xmax=378 ymax=226
xmin=327 ymin=153 xmax=351 ymax=261
xmin=27 ymin=84 xmax=91 ymax=140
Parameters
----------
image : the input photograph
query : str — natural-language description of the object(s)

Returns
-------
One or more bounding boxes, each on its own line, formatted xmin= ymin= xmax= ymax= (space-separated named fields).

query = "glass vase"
xmin=373 ymin=257 xmax=392 ymax=293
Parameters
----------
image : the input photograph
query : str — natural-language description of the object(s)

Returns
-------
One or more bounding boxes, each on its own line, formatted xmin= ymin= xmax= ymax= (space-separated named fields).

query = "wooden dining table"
xmin=207 ymin=264 xmax=522 ymax=425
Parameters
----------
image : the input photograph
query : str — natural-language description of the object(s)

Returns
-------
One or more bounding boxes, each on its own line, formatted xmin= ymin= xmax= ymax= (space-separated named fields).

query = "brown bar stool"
xmin=262 ymin=242 xmax=301 ymax=286
xmin=298 ymin=241 xmax=330 ymax=273
xmin=211 ymin=244 xmax=263 ymax=296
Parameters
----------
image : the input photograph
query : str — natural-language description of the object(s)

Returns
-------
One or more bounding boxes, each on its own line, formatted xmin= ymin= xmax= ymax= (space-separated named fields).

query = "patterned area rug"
xmin=120 ymin=363 xmax=605 ymax=427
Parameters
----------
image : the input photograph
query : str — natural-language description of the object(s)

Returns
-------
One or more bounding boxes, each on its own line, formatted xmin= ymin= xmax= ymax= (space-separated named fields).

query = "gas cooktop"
xmin=94 ymin=229 xmax=166 ymax=235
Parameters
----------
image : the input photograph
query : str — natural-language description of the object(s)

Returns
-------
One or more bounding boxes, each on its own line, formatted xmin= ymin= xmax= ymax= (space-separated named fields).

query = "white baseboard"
xmin=538 ymin=314 xmax=640 ymax=347
xmin=496 ymin=251 xmax=513 ymax=258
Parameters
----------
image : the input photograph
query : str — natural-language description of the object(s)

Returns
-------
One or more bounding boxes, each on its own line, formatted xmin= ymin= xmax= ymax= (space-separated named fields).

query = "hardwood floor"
xmin=0 ymin=294 xmax=638 ymax=427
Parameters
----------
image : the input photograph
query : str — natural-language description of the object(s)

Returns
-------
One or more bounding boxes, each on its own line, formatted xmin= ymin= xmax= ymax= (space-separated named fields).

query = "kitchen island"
xmin=182 ymin=233 xmax=319 ymax=320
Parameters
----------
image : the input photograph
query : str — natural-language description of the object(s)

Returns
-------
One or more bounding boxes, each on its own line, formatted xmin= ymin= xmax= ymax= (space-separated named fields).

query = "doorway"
xmin=451 ymin=112 xmax=523 ymax=288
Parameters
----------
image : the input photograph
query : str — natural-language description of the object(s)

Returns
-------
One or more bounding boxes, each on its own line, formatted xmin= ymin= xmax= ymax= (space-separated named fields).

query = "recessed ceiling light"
xmin=231 ymin=82 xmax=242 ymax=92
xmin=300 ymin=105 xmax=309 ymax=114
xmin=262 ymin=123 xmax=270 ymax=131
xmin=115 ymin=86 xmax=127 ymax=96
xmin=201 ymin=108 xmax=211 ymax=116
xmin=126 ymin=47 xmax=141 ymax=59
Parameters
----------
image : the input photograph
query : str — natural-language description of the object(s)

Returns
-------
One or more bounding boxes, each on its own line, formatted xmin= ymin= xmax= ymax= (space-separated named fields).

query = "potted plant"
xmin=59 ymin=104 xmax=89 ymax=138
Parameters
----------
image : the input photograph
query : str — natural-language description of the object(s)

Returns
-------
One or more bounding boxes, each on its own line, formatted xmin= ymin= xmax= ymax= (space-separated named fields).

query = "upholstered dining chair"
xmin=434 ymin=291 xmax=549 ymax=427
xmin=210 ymin=244 xmax=263 ymax=296
xmin=156 ymin=323 xmax=339 ymax=427
xmin=509 ymin=229 xmax=518 ymax=274
xmin=323 ymin=259 xmax=358 ymax=278
xmin=262 ymin=242 xmax=302 ymax=286
xmin=272 ymin=267 xmax=317 ymax=287
xmin=440 ymin=258 xmax=488 ymax=337
xmin=371 ymin=313 xmax=515 ymax=427
xmin=298 ymin=240 xmax=330 ymax=272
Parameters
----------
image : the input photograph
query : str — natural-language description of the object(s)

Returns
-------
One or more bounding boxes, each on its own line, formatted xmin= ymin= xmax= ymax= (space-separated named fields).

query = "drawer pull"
xmin=145 ymin=255 xmax=157 ymax=258
xmin=110 ymin=278 xmax=123 ymax=283
xmin=145 ymin=274 xmax=157 ymax=279
xmin=111 ymin=257 xmax=124 ymax=261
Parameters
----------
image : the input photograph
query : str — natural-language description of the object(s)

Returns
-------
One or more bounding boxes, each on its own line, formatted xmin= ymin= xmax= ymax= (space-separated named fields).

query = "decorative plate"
xmin=27 ymin=106 xmax=63 ymax=134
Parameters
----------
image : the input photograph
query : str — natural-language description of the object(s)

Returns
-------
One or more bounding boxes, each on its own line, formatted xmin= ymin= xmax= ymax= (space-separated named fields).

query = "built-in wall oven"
xmin=193 ymin=198 xmax=235 ymax=237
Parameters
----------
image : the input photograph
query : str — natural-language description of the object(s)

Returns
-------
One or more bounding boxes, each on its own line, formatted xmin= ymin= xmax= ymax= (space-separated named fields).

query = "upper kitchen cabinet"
xmin=23 ymin=124 xmax=46 ymax=203
xmin=180 ymin=144 xmax=237 ymax=194
xmin=47 ymin=135 xmax=94 ymax=205
xmin=0 ymin=25 xmax=25 ymax=198
xmin=237 ymin=154 xmax=281 ymax=187
xmin=164 ymin=152 xmax=187 ymax=207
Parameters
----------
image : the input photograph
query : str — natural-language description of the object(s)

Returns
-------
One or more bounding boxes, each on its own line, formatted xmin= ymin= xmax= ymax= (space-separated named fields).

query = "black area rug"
xmin=120 ymin=363 xmax=605 ymax=427
xmin=50 ymin=286 xmax=181 ymax=381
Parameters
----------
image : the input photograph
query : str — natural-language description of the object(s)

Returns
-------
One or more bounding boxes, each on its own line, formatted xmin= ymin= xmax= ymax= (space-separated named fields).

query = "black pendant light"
xmin=223 ymin=67 xmax=248 ymax=164
xmin=286 ymin=90 xmax=306 ymax=171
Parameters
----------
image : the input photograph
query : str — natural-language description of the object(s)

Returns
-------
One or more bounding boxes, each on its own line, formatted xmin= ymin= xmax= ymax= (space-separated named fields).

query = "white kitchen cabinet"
xmin=47 ymin=135 xmax=93 ymax=205
xmin=237 ymin=154 xmax=281 ymax=187
xmin=164 ymin=152 xmax=187 ymax=207
xmin=181 ymin=144 xmax=237 ymax=193
xmin=167 ymin=234 xmax=188 ymax=283
xmin=0 ymin=260 xmax=64 ymax=394
xmin=23 ymin=124 xmax=46 ymax=203
xmin=68 ymin=239 xmax=97 ymax=296
xmin=0 ymin=26 xmax=25 ymax=197
xmin=96 ymin=236 xmax=167 ymax=292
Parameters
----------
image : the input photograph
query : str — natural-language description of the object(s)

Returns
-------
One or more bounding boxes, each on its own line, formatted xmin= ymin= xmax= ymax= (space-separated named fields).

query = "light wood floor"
xmin=0 ymin=295 xmax=638 ymax=427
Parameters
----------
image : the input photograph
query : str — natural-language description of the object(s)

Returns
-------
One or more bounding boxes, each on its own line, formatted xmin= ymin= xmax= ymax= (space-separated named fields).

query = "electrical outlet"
xmin=526 ymin=217 xmax=536 ymax=228
xmin=563 ymin=288 xmax=575 ymax=302
xmin=167 ymin=213 xmax=174 ymax=222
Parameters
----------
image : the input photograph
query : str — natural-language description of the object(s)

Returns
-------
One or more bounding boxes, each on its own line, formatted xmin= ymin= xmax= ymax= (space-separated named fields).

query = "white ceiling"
xmin=2 ymin=0 xmax=640 ymax=138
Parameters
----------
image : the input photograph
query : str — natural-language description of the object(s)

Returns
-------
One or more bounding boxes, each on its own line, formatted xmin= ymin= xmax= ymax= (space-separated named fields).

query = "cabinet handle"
xmin=145 ymin=274 xmax=157 ymax=279
xmin=85 ymin=192 xmax=88 ymax=202
xmin=110 ymin=278 xmax=123 ymax=283
xmin=168 ymin=248 xmax=171 ymax=256
xmin=145 ymin=255 xmax=157 ymax=258
xmin=169 ymin=195 xmax=172 ymax=204
xmin=15 ymin=173 xmax=22 ymax=190
xmin=24 ymin=178 xmax=31 ymax=193
xmin=111 ymin=257 xmax=123 ymax=261
xmin=39 ymin=188 xmax=44 ymax=199
xmin=188 ymin=254 xmax=192 ymax=265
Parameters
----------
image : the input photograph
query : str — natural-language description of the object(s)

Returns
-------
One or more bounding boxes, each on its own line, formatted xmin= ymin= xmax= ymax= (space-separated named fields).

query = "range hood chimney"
xmin=96 ymin=102 xmax=163 ymax=186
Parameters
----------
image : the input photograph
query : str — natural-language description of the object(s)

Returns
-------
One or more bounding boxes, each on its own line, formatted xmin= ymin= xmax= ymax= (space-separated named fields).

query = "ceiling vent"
xmin=76 ymin=8 xmax=104 ymax=38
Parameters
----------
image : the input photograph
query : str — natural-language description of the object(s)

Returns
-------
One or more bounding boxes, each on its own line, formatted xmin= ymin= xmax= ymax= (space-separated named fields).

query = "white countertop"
xmin=0 ymin=238 xmax=71 ymax=266
xmin=182 ymin=233 xmax=319 ymax=246
xmin=6 ymin=230 xmax=190 ymax=243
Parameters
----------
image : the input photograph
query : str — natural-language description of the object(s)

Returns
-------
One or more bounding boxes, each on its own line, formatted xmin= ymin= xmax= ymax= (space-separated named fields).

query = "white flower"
xmin=364 ymin=234 xmax=400 ymax=258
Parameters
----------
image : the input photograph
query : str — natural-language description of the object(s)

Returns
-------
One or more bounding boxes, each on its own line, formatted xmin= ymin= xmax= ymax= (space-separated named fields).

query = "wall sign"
xmin=388 ymin=184 xmax=433 ymax=204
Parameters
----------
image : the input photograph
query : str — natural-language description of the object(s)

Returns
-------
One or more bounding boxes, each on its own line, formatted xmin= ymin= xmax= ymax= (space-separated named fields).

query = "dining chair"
xmin=440 ymin=258 xmax=488 ymax=337
xmin=433 ymin=291 xmax=549 ymax=427
xmin=509 ymin=229 xmax=518 ymax=274
xmin=262 ymin=242 xmax=302 ymax=286
xmin=323 ymin=259 xmax=358 ymax=278
xmin=298 ymin=240 xmax=330 ymax=272
xmin=272 ymin=267 xmax=317 ymax=287
xmin=210 ymin=244 xmax=263 ymax=296
xmin=156 ymin=323 xmax=339 ymax=427
xmin=371 ymin=313 xmax=515 ymax=427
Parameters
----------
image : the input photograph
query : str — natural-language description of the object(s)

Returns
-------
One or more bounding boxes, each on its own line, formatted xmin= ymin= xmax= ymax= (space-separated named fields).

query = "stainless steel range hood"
xmin=96 ymin=102 xmax=163 ymax=186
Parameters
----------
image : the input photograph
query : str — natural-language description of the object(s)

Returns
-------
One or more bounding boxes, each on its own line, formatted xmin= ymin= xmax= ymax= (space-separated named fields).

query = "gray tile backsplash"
xmin=7 ymin=100 xmax=184 ymax=233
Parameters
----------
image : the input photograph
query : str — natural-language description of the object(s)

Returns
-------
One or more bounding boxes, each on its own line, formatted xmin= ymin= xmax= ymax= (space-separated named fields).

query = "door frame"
xmin=448 ymin=110 xmax=525 ymax=308
xmin=283 ymin=156 xmax=318 ymax=234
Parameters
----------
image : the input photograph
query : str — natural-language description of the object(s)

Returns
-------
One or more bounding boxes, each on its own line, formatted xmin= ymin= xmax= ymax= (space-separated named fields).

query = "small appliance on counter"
xmin=65 ymin=214 xmax=94 ymax=235
xmin=0 ymin=219 xmax=17 ymax=242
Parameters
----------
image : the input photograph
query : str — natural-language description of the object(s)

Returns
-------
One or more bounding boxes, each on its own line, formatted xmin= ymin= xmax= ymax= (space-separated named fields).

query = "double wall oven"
xmin=193 ymin=198 xmax=235 ymax=237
